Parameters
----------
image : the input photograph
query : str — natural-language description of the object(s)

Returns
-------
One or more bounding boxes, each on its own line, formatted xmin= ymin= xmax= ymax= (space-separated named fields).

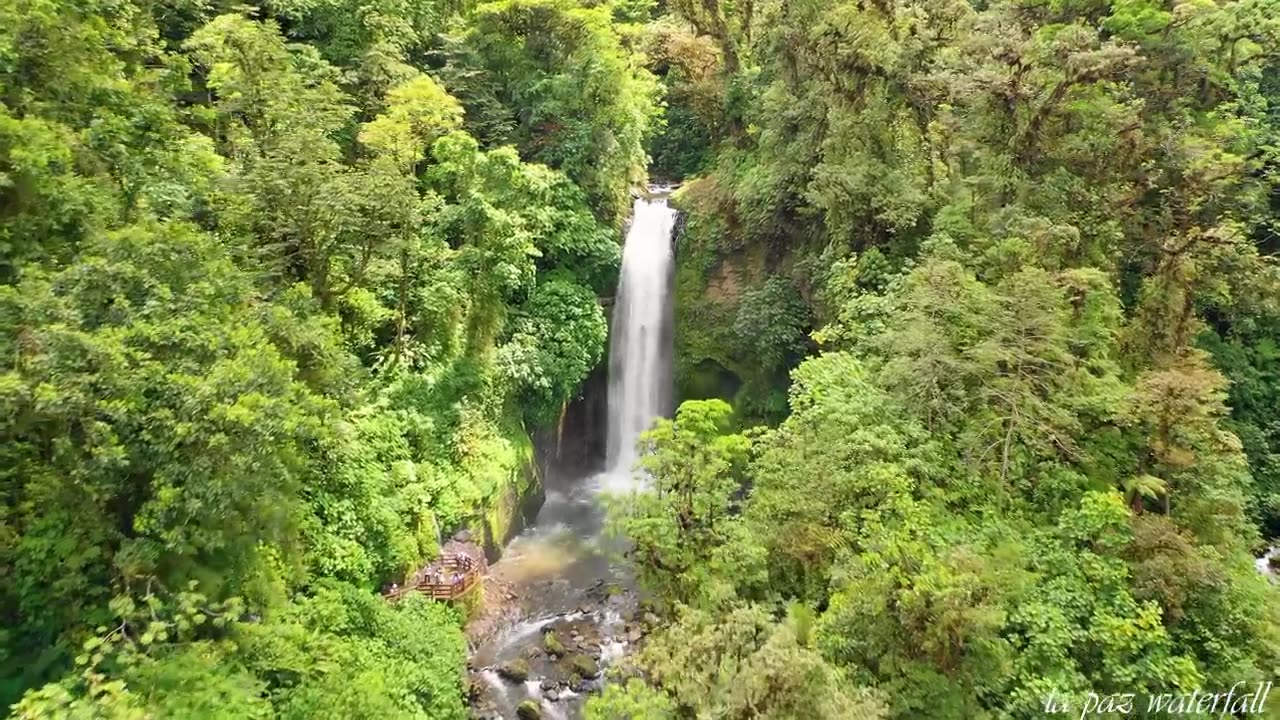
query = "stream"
xmin=468 ymin=190 xmax=677 ymax=720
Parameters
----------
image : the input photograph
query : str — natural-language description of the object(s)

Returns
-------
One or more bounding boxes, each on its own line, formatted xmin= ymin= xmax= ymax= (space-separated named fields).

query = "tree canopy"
xmin=0 ymin=0 xmax=654 ymax=713
xmin=6 ymin=0 xmax=1280 ymax=716
xmin=600 ymin=0 xmax=1280 ymax=715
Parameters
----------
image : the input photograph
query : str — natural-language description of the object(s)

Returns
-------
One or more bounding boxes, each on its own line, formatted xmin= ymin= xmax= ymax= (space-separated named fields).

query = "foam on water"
xmin=479 ymin=669 xmax=510 ymax=704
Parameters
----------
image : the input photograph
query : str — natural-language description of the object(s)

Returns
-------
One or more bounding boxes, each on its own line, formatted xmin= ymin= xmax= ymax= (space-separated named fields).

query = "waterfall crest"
xmin=604 ymin=191 xmax=677 ymax=478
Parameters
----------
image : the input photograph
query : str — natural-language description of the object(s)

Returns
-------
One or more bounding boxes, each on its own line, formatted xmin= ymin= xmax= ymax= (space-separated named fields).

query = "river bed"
xmin=466 ymin=472 xmax=645 ymax=720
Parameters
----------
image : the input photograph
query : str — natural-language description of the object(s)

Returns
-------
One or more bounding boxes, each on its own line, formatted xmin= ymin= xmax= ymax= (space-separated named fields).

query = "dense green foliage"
xmin=0 ymin=0 xmax=656 ymax=714
xmin=596 ymin=0 xmax=1280 ymax=717
xmin=444 ymin=0 xmax=661 ymax=223
xmin=7 ymin=0 xmax=1280 ymax=716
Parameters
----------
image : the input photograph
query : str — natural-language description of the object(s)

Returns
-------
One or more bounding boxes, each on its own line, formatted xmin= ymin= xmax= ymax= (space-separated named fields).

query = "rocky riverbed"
xmin=464 ymin=478 xmax=648 ymax=720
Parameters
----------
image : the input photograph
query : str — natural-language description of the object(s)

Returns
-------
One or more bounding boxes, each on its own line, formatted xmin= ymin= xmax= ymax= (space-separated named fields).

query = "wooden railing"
xmin=384 ymin=553 xmax=480 ymax=602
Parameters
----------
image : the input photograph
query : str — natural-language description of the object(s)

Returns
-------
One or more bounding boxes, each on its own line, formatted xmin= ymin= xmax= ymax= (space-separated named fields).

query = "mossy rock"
xmin=562 ymin=653 xmax=598 ymax=679
xmin=543 ymin=630 xmax=565 ymax=657
xmin=456 ymin=421 xmax=543 ymax=563
xmin=454 ymin=582 xmax=485 ymax=622
xmin=498 ymin=658 xmax=530 ymax=683
xmin=516 ymin=699 xmax=542 ymax=720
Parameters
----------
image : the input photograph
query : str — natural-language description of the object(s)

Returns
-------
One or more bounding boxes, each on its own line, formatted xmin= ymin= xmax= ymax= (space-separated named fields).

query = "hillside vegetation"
xmin=3 ymin=0 xmax=1280 ymax=718
xmin=597 ymin=0 xmax=1280 ymax=717
xmin=0 ymin=1 xmax=655 ymax=715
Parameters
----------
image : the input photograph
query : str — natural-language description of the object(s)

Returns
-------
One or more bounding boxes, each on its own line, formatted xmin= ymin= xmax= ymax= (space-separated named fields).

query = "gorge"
xmin=5 ymin=1 xmax=1280 ymax=718
xmin=470 ymin=190 xmax=678 ymax=719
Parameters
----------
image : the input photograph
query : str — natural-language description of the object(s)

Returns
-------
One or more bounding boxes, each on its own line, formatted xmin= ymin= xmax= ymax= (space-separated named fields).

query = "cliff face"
xmin=670 ymin=177 xmax=816 ymax=425
xmin=537 ymin=358 xmax=610 ymax=479
xmin=462 ymin=423 xmax=545 ymax=564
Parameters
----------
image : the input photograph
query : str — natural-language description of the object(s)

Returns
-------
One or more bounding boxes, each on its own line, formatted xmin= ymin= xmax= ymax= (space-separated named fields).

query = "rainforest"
xmin=2 ymin=0 xmax=1280 ymax=718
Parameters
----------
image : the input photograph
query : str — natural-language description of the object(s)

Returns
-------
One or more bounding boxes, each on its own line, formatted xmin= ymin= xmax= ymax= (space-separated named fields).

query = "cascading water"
xmin=604 ymin=191 xmax=677 ymax=478
xmin=469 ymin=189 xmax=677 ymax=720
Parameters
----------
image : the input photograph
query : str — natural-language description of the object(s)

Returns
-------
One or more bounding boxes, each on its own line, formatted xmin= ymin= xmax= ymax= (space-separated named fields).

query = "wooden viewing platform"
xmin=383 ymin=552 xmax=481 ymax=602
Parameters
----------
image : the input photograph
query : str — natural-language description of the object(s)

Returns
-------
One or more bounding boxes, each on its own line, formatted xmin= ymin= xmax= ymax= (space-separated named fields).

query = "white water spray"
xmin=604 ymin=191 xmax=677 ymax=478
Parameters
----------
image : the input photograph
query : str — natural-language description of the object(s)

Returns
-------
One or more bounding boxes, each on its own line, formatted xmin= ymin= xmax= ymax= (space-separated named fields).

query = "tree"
xmin=445 ymin=0 xmax=661 ymax=222
xmin=609 ymin=399 xmax=761 ymax=609
xmin=585 ymin=679 xmax=677 ymax=720
xmin=188 ymin=13 xmax=425 ymax=310
xmin=745 ymin=352 xmax=921 ymax=602
xmin=359 ymin=74 xmax=465 ymax=171
xmin=267 ymin=0 xmax=453 ymax=106
xmin=1130 ymin=351 xmax=1254 ymax=548
xmin=627 ymin=604 xmax=887 ymax=720
xmin=0 ymin=223 xmax=335 ymax=693
xmin=498 ymin=276 xmax=608 ymax=423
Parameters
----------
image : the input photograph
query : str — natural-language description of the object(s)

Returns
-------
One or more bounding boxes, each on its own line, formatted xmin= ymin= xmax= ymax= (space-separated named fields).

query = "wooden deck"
xmin=384 ymin=552 xmax=481 ymax=602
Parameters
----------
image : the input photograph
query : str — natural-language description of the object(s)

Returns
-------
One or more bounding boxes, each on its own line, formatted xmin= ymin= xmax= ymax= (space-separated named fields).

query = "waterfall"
xmin=469 ymin=191 xmax=675 ymax=720
xmin=604 ymin=190 xmax=677 ymax=477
